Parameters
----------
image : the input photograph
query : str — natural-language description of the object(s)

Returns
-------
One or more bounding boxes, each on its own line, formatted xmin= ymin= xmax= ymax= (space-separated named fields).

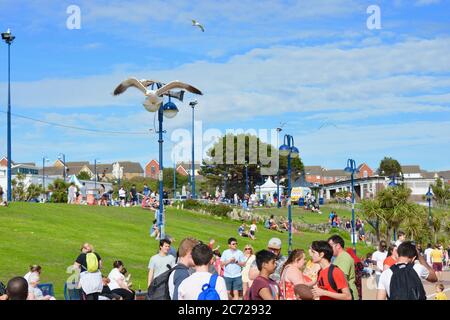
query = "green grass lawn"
xmin=253 ymin=205 xmax=356 ymax=225
xmin=0 ymin=202 xmax=372 ymax=299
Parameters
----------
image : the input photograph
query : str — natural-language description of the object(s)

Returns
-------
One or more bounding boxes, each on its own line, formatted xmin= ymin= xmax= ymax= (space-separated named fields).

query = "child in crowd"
xmin=245 ymin=250 xmax=280 ymax=300
xmin=435 ymin=284 xmax=447 ymax=300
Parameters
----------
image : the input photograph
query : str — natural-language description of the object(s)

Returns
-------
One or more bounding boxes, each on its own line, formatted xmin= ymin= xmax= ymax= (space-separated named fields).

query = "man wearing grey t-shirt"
xmin=147 ymin=239 xmax=176 ymax=287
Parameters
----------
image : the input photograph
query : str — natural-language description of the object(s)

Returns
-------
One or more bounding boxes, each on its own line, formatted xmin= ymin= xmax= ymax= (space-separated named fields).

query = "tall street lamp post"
xmin=245 ymin=162 xmax=249 ymax=196
xmin=94 ymin=159 xmax=99 ymax=192
xmin=2 ymin=29 xmax=15 ymax=202
xmin=173 ymin=161 xmax=177 ymax=199
xmin=42 ymin=157 xmax=49 ymax=202
xmin=276 ymin=127 xmax=282 ymax=208
xmin=426 ymin=186 xmax=433 ymax=229
xmin=279 ymin=134 xmax=299 ymax=255
xmin=344 ymin=158 xmax=358 ymax=254
xmin=58 ymin=153 xmax=66 ymax=181
xmin=189 ymin=100 xmax=198 ymax=199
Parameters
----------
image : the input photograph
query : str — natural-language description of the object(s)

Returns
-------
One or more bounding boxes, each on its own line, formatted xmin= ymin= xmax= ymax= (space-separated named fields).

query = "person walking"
xmin=74 ymin=243 xmax=103 ymax=300
xmin=221 ymin=237 xmax=246 ymax=300
xmin=168 ymin=237 xmax=199 ymax=300
xmin=431 ymin=244 xmax=444 ymax=282
xmin=372 ymin=240 xmax=388 ymax=285
xmin=177 ymin=243 xmax=228 ymax=300
xmin=147 ymin=239 xmax=176 ymax=287
xmin=241 ymin=244 xmax=256 ymax=298
xmin=327 ymin=235 xmax=359 ymax=300
xmin=309 ymin=240 xmax=352 ymax=300
xmin=377 ymin=241 xmax=437 ymax=300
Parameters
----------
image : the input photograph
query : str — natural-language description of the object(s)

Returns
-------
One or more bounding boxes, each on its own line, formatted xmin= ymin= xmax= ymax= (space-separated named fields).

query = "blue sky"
xmin=0 ymin=0 xmax=449 ymax=172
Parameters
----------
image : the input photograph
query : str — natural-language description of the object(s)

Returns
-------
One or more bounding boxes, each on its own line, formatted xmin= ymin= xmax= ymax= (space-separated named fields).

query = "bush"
xmin=182 ymin=199 xmax=233 ymax=217
xmin=329 ymin=227 xmax=351 ymax=241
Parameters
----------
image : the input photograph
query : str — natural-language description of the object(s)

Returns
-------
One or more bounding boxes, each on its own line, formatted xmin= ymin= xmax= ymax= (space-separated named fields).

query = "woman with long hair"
xmin=279 ymin=249 xmax=312 ymax=300
xmin=241 ymin=244 xmax=256 ymax=298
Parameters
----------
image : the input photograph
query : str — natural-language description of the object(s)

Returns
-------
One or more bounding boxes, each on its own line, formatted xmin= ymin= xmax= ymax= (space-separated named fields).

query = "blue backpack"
xmin=198 ymin=274 xmax=220 ymax=300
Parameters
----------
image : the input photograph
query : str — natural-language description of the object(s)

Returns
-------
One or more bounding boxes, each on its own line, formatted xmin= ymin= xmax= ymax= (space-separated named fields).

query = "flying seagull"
xmin=113 ymin=77 xmax=202 ymax=112
xmin=192 ymin=19 xmax=205 ymax=32
xmin=113 ymin=78 xmax=185 ymax=101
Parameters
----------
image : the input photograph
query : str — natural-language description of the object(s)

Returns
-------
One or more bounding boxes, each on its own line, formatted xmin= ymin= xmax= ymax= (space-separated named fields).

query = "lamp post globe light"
xmin=279 ymin=134 xmax=299 ymax=255
xmin=2 ymin=28 xmax=15 ymax=202
xmin=344 ymin=158 xmax=359 ymax=254
xmin=426 ymin=186 xmax=433 ymax=228
xmin=113 ymin=80 xmax=201 ymax=241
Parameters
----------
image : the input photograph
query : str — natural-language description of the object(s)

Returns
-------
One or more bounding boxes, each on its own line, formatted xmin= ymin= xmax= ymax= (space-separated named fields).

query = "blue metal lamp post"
xmin=344 ymin=159 xmax=358 ymax=254
xmin=279 ymin=134 xmax=299 ymax=255
xmin=2 ymin=29 xmax=15 ymax=202
xmin=245 ymin=162 xmax=249 ymax=195
xmin=276 ymin=127 xmax=282 ymax=208
xmin=173 ymin=161 xmax=177 ymax=199
xmin=42 ymin=157 xmax=49 ymax=202
xmin=189 ymin=100 xmax=198 ymax=199
xmin=94 ymin=159 xmax=99 ymax=192
xmin=426 ymin=186 xmax=433 ymax=228
xmin=58 ymin=153 xmax=66 ymax=181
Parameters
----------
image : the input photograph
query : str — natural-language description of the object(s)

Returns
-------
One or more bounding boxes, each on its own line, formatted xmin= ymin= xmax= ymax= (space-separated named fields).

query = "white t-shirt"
xmin=177 ymin=272 xmax=228 ymax=300
xmin=424 ymin=248 xmax=433 ymax=266
xmin=108 ymin=268 xmax=125 ymax=291
xmin=372 ymin=250 xmax=388 ymax=275
xmin=250 ymin=224 xmax=257 ymax=232
xmin=377 ymin=263 xmax=429 ymax=297
xmin=119 ymin=189 xmax=126 ymax=198
xmin=394 ymin=240 xmax=402 ymax=247
xmin=24 ymin=272 xmax=32 ymax=283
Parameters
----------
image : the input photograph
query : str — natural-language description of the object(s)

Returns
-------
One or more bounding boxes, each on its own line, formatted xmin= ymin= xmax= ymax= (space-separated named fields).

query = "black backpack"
xmin=319 ymin=264 xmax=354 ymax=300
xmin=388 ymin=263 xmax=426 ymax=300
xmin=147 ymin=264 xmax=182 ymax=300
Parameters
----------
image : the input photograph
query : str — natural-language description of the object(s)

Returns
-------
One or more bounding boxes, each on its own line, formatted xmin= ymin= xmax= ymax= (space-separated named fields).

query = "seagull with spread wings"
xmin=192 ymin=19 xmax=205 ymax=32
xmin=113 ymin=78 xmax=202 ymax=112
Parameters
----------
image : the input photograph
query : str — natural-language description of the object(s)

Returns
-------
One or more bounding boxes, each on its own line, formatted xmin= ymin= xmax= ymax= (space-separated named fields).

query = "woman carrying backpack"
xmin=74 ymin=243 xmax=103 ymax=300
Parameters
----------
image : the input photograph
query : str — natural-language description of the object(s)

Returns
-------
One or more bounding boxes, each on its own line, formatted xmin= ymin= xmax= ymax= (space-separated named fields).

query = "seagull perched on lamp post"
xmin=113 ymin=78 xmax=202 ymax=112
xmin=192 ymin=19 xmax=205 ymax=32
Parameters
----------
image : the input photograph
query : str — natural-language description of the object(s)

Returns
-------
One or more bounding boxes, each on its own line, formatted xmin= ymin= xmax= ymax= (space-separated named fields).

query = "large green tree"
xmin=378 ymin=156 xmax=402 ymax=176
xmin=199 ymin=133 xmax=303 ymax=198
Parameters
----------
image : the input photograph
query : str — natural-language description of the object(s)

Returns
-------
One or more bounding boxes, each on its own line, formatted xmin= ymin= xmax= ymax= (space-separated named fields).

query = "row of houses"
xmin=303 ymin=163 xmax=450 ymax=185
xmin=0 ymin=157 xmax=200 ymax=185
xmin=301 ymin=164 xmax=450 ymax=203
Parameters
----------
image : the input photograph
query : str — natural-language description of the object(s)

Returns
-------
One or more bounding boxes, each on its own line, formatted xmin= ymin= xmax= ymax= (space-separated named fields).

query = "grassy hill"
xmin=0 ymin=202 xmax=372 ymax=299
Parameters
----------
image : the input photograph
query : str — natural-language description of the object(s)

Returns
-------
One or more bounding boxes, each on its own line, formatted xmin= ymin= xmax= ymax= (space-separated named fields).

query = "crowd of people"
xmin=1 ymin=232 xmax=448 ymax=301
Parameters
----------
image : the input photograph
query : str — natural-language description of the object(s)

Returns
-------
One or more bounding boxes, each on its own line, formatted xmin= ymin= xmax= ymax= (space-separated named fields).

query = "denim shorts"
xmin=224 ymin=276 xmax=243 ymax=291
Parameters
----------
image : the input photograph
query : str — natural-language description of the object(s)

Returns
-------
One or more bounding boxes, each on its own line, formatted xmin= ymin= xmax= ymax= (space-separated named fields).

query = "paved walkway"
xmin=363 ymin=268 xmax=450 ymax=300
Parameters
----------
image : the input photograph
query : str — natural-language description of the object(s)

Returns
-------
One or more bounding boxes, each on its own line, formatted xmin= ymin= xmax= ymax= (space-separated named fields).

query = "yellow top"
xmin=435 ymin=292 xmax=448 ymax=300
xmin=430 ymin=249 xmax=443 ymax=263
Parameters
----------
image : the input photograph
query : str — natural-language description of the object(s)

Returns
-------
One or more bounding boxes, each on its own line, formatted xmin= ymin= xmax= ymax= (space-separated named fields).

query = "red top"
xmin=317 ymin=265 xmax=348 ymax=300
xmin=383 ymin=256 xmax=396 ymax=268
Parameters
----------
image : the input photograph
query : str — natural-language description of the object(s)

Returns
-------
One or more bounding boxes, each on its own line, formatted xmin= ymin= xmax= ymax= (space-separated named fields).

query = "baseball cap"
xmin=268 ymin=237 xmax=282 ymax=250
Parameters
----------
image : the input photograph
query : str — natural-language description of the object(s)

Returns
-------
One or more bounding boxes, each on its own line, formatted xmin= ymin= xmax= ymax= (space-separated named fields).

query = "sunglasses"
xmin=231 ymin=243 xmax=238 ymax=245
xmin=244 ymin=248 xmax=252 ymax=251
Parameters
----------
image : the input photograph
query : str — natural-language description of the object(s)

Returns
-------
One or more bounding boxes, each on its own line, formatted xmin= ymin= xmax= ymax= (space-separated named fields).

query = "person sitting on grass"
xmin=238 ymin=223 xmax=249 ymax=237
xmin=27 ymin=272 xmax=56 ymax=300
xmin=150 ymin=219 xmax=160 ymax=240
